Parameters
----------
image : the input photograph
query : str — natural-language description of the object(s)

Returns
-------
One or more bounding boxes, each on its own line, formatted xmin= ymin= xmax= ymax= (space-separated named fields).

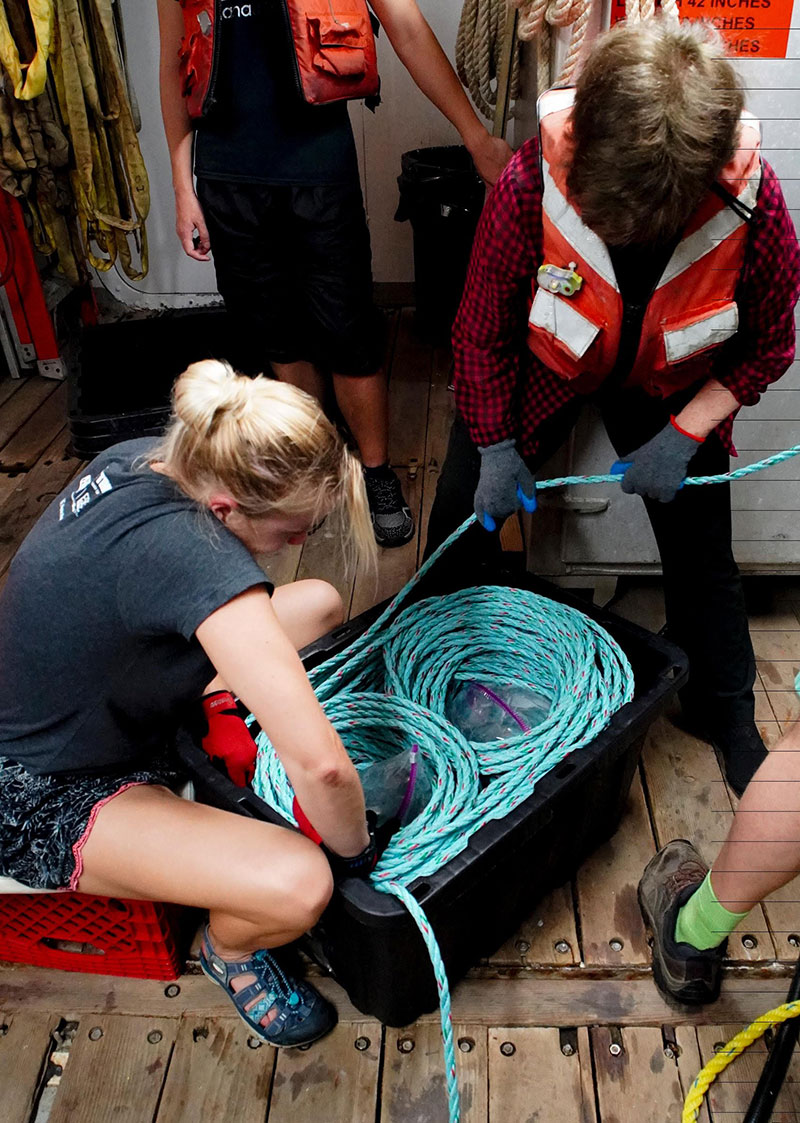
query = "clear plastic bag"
xmin=358 ymin=744 xmax=433 ymax=828
xmin=445 ymin=680 xmax=550 ymax=742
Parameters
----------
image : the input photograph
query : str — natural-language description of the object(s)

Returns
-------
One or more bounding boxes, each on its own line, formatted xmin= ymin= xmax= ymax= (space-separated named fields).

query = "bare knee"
xmin=304 ymin=579 xmax=344 ymax=636
xmin=273 ymin=846 xmax=334 ymax=931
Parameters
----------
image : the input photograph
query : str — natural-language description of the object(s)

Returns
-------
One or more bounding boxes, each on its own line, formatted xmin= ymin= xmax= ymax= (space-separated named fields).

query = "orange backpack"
xmin=281 ymin=0 xmax=380 ymax=106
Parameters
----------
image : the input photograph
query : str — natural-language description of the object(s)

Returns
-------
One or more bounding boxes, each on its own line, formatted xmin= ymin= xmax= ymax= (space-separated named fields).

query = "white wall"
xmin=105 ymin=0 xmax=480 ymax=307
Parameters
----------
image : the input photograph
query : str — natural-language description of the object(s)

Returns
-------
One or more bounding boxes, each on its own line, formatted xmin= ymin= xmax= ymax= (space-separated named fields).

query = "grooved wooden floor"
xmin=1 ymin=310 xmax=799 ymax=1122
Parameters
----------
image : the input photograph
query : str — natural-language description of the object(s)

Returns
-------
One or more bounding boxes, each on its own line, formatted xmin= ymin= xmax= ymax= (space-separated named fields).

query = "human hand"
xmin=617 ymin=419 xmax=703 ymax=503
xmin=474 ymin=439 xmax=537 ymax=531
xmin=175 ymin=188 xmax=211 ymax=261
xmin=467 ymin=131 xmax=514 ymax=188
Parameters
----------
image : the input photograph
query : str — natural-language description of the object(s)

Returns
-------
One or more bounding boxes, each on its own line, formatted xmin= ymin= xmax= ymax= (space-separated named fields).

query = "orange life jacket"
xmin=527 ymin=87 xmax=762 ymax=398
xmin=176 ymin=0 xmax=379 ymax=121
xmin=177 ymin=0 xmax=217 ymax=120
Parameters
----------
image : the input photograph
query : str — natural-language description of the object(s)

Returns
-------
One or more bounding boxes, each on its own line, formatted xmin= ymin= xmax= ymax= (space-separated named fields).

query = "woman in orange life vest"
xmin=157 ymin=0 xmax=512 ymax=550
xmin=425 ymin=18 xmax=800 ymax=797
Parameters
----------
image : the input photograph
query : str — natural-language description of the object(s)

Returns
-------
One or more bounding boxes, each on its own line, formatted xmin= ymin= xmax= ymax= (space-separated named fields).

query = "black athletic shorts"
xmin=196 ymin=178 xmax=386 ymax=377
xmin=0 ymin=756 xmax=183 ymax=891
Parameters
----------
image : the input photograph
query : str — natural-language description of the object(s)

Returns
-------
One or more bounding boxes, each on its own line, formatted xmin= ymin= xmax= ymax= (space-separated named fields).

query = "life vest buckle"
xmin=537 ymin=262 xmax=583 ymax=298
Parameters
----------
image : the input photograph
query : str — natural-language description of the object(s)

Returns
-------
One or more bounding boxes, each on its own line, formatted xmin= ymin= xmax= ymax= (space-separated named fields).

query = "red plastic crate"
xmin=0 ymin=893 xmax=183 ymax=980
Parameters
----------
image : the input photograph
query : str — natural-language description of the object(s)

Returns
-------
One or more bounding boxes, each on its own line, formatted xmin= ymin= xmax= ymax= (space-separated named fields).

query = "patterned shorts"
xmin=0 ymin=756 xmax=184 ymax=891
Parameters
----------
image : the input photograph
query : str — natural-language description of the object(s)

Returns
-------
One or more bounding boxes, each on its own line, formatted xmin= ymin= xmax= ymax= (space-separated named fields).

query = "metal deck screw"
xmin=247 ymin=1037 xmax=262 ymax=1050
xmin=609 ymin=1042 xmax=622 ymax=1057
xmin=354 ymin=1037 xmax=370 ymax=1052
xmin=500 ymin=1041 xmax=516 ymax=1057
xmin=515 ymin=939 xmax=530 ymax=954
xmin=458 ymin=1038 xmax=475 ymax=1053
xmin=398 ymin=1037 xmax=415 ymax=1054
xmin=164 ymin=984 xmax=181 ymax=998
xmin=609 ymin=938 xmax=624 ymax=952
xmin=88 ymin=1027 xmax=103 ymax=1041
xmin=664 ymin=1046 xmax=675 ymax=1060
xmin=742 ymin=934 xmax=758 ymax=950
xmin=555 ymin=940 xmax=571 ymax=955
xmin=789 ymin=934 xmax=800 ymax=948
xmin=561 ymin=1043 xmax=575 ymax=1057
xmin=147 ymin=1031 xmax=163 ymax=1045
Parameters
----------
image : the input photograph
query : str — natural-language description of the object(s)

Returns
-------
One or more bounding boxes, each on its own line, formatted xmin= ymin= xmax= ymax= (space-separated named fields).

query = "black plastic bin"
xmin=395 ymin=146 xmax=485 ymax=344
xmin=69 ymin=308 xmax=244 ymax=458
xmin=178 ymin=563 xmax=688 ymax=1026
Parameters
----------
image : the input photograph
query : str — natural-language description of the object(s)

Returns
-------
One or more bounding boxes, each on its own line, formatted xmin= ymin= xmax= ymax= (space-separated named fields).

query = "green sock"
xmin=674 ymin=872 xmax=749 ymax=951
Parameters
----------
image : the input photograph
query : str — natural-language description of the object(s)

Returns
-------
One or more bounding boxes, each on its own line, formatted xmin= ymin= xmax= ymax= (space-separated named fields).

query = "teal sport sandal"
xmin=199 ymin=925 xmax=337 ymax=1047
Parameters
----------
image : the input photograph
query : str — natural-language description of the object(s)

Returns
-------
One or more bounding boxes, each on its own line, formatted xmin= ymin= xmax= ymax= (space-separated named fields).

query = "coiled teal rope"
xmin=253 ymin=444 xmax=800 ymax=1123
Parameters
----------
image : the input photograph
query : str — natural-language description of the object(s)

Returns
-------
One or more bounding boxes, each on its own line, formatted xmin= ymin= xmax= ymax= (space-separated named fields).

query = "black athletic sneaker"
xmin=363 ymin=465 xmax=414 ymax=548
xmin=638 ymin=839 xmax=727 ymax=1006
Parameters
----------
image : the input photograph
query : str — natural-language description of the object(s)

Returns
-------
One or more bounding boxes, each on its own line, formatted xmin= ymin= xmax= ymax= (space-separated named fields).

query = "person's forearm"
xmin=674 ymin=378 xmax=740 ymax=441
xmin=196 ymin=591 xmax=370 ymax=858
xmin=373 ymin=0 xmax=485 ymax=151
xmin=157 ymin=0 xmax=195 ymax=198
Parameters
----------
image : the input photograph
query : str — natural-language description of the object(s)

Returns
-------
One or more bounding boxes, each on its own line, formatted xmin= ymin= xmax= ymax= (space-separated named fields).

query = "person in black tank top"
xmin=157 ymin=0 xmax=512 ymax=549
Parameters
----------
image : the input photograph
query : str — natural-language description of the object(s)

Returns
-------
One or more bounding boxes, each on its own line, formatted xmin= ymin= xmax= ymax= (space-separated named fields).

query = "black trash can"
xmin=395 ymin=146 xmax=485 ymax=344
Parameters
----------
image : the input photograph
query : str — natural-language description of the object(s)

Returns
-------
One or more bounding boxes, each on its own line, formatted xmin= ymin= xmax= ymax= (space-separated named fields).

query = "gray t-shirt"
xmin=0 ymin=439 xmax=271 ymax=775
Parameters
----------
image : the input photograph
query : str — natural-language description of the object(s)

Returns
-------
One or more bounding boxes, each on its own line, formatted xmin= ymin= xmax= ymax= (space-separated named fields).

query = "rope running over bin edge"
xmin=253 ymin=443 xmax=800 ymax=1123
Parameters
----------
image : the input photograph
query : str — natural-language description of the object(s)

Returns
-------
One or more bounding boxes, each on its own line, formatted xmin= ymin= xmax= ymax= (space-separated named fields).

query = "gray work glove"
xmin=617 ymin=420 xmax=703 ymax=504
xmin=474 ymin=439 xmax=537 ymax=531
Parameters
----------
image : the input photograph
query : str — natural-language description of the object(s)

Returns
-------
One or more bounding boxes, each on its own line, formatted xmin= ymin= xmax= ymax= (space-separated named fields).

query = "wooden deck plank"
xmin=8 ymin=968 xmax=800 ymax=1029
xmin=695 ymin=1023 xmax=800 ymax=1122
xmin=755 ymin=631 xmax=800 ymax=693
xmin=0 ymin=376 xmax=25 ymax=410
xmin=592 ymin=1025 xmax=685 ymax=1122
xmin=418 ymin=344 xmax=455 ymax=564
xmin=0 ymin=428 xmax=85 ymax=578
xmin=260 ymin=544 xmax=302 ymax=589
xmin=49 ymin=1015 xmax=177 ymax=1123
xmin=641 ymin=714 xmax=776 ymax=961
xmin=295 ymin=509 xmax=356 ymax=609
xmin=675 ymin=1025 xmax=712 ymax=1123
xmin=481 ymin=881 xmax=580 ymax=968
xmin=576 ymin=770 xmax=655 ymax=967
xmin=382 ymin=1023 xmax=487 ymax=1123
xmin=155 ymin=1016 xmax=275 ymax=1123
xmin=349 ymin=472 xmax=422 ymax=619
xmin=0 ymin=381 xmax=68 ymax=471
xmin=0 ymin=376 xmax=58 ymax=452
xmin=487 ymin=1026 xmax=595 ymax=1123
xmin=350 ymin=310 xmax=433 ymax=619
xmin=268 ymin=1020 xmax=381 ymax=1122
xmin=0 ymin=1011 xmax=60 ymax=1123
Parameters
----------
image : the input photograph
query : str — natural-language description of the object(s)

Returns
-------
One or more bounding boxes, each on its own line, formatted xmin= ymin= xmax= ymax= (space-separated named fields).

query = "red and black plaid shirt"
xmin=453 ymin=137 xmax=800 ymax=456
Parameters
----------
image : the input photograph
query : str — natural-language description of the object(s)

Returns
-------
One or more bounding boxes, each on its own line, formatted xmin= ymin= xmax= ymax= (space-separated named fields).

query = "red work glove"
xmin=292 ymin=795 xmax=323 ymax=844
xmin=199 ymin=691 xmax=258 ymax=788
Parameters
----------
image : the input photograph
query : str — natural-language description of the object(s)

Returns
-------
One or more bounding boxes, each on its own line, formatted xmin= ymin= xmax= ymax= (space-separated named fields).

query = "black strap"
xmin=711 ymin=180 xmax=756 ymax=224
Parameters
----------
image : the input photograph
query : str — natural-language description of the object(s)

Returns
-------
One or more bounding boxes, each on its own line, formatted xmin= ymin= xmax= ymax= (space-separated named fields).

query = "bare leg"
xmin=332 ymin=371 xmax=389 ymax=468
xmin=77 ymin=786 xmax=332 ymax=949
xmin=77 ymin=786 xmax=333 ymax=1026
xmin=711 ymin=719 xmax=800 ymax=913
xmin=272 ymin=359 xmax=326 ymax=403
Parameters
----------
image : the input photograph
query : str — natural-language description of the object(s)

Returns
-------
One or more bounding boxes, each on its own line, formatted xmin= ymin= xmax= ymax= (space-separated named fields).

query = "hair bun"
xmin=172 ymin=359 xmax=253 ymax=437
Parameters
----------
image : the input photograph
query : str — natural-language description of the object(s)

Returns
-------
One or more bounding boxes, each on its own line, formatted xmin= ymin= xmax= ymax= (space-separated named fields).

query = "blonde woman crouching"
xmin=0 ymin=359 xmax=378 ymax=1047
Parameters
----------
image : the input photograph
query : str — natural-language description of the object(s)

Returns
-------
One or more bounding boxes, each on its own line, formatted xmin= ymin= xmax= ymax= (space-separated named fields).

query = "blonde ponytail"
xmin=150 ymin=360 xmax=377 ymax=569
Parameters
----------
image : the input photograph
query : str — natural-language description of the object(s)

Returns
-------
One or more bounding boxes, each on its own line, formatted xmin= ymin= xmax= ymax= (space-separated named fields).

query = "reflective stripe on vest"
xmin=528 ymin=87 xmax=761 ymax=397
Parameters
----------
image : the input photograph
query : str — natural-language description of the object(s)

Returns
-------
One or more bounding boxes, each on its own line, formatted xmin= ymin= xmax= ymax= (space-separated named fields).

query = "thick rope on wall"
xmin=513 ymin=0 xmax=592 ymax=90
xmin=456 ymin=0 xmax=521 ymax=120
